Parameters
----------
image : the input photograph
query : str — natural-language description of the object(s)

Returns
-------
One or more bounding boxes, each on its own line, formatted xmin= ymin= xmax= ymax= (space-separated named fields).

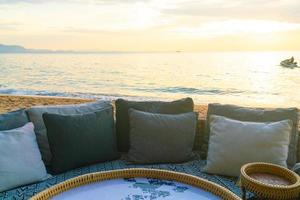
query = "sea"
xmin=1 ymin=51 xmax=300 ymax=107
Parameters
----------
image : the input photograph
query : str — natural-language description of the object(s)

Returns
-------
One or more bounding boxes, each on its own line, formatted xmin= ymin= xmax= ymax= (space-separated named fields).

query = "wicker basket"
xmin=31 ymin=168 xmax=241 ymax=200
xmin=240 ymin=162 xmax=300 ymax=200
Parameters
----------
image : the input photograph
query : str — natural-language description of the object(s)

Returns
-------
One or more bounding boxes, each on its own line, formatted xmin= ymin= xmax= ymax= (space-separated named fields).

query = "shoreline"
xmin=0 ymin=94 xmax=208 ymax=118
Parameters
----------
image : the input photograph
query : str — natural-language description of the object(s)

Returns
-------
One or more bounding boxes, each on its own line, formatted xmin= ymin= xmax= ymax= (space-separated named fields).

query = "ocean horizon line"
xmin=1 ymin=50 xmax=300 ymax=55
xmin=1 ymin=43 xmax=300 ymax=54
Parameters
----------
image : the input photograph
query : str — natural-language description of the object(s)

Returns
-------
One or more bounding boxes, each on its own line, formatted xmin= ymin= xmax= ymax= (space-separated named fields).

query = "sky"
xmin=0 ymin=0 xmax=300 ymax=52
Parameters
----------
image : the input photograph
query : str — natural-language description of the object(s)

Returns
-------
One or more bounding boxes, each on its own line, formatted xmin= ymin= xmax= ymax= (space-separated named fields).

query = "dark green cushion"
xmin=0 ymin=109 xmax=29 ymax=131
xmin=26 ymin=101 xmax=111 ymax=166
xmin=43 ymin=107 xmax=119 ymax=174
xmin=115 ymin=98 xmax=194 ymax=152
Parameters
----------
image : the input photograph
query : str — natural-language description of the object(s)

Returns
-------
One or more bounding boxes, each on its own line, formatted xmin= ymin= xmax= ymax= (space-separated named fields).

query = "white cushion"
xmin=203 ymin=115 xmax=292 ymax=177
xmin=0 ymin=123 xmax=50 ymax=192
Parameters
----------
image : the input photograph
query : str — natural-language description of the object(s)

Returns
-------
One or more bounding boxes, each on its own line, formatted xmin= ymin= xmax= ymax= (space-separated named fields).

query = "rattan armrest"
xmin=292 ymin=163 xmax=300 ymax=175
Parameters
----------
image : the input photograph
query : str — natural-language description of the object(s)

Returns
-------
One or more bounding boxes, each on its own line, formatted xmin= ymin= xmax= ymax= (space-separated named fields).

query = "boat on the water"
xmin=280 ymin=57 xmax=298 ymax=68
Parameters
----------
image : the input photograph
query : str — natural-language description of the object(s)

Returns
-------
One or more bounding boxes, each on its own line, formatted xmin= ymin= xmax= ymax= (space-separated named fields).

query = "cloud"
xmin=0 ymin=0 xmax=47 ymax=4
xmin=1 ymin=0 xmax=300 ymax=51
xmin=82 ymin=0 xmax=150 ymax=3
xmin=0 ymin=0 xmax=149 ymax=4
xmin=162 ymin=0 xmax=300 ymax=23
xmin=171 ymin=19 xmax=300 ymax=39
xmin=3 ymin=0 xmax=299 ymax=23
xmin=0 ymin=21 xmax=20 ymax=30
xmin=61 ymin=27 xmax=127 ymax=35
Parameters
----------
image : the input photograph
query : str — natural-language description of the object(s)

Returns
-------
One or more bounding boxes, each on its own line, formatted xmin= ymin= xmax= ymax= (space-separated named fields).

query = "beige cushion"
xmin=203 ymin=115 xmax=292 ymax=177
xmin=203 ymin=104 xmax=298 ymax=167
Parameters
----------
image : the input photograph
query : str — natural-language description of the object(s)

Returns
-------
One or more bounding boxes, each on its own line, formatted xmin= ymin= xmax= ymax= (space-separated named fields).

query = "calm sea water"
xmin=1 ymin=51 xmax=300 ymax=107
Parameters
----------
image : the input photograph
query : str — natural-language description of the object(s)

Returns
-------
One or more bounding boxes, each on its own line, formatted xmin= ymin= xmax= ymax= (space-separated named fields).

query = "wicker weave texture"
xmin=241 ymin=162 xmax=300 ymax=200
xmin=31 ymin=168 xmax=241 ymax=200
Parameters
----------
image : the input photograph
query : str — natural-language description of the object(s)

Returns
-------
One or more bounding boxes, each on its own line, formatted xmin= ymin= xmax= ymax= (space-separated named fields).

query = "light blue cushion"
xmin=0 ymin=109 xmax=29 ymax=131
xmin=0 ymin=123 xmax=49 ymax=192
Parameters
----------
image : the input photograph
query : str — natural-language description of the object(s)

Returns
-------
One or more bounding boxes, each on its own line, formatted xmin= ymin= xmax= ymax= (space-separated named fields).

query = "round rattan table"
xmin=31 ymin=168 xmax=241 ymax=200
xmin=240 ymin=162 xmax=300 ymax=200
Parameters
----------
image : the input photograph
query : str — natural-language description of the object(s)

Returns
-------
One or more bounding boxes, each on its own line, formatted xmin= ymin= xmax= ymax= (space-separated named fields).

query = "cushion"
xmin=0 ymin=123 xmax=49 ymax=192
xmin=203 ymin=103 xmax=299 ymax=167
xmin=43 ymin=107 xmax=119 ymax=174
xmin=203 ymin=115 xmax=292 ymax=177
xmin=26 ymin=101 xmax=111 ymax=165
xmin=127 ymin=109 xmax=197 ymax=164
xmin=115 ymin=98 xmax=194 ymax=152
xmin=0 ymin=109 xmax=29 ymax=130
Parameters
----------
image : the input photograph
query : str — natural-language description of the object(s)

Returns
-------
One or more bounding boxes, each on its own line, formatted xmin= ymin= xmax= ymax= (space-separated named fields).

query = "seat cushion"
xmin=203 ymin=103 xmax=299 ymax=167
xmin=26 ymin=101 xmax=111 ymax=166
xmin=0 ymin=155 xmax=250 ymax=200
xmin=115 ymin=98 xmax=194 ymax=152
xmin=0 ymin=109 xmax=29 ymax=131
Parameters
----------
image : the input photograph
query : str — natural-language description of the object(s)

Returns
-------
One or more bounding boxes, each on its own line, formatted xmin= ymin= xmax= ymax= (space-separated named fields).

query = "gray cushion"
xmin=26 ymin=101 xmax=111 ymax=165
xmin=115 ymin=98 xmax=194 ymax=152
xmin=43 ymin=107 xmax=119 ymax=174
xmin=0 ymin=109 xmax=29 ymax=131
xmin=127 ymin=109 xmax=197 ymax=164
xmin=202 ymin=103 xmax=299 ymax=167
xmin=0 ymin=123 xmax=49 ymax=192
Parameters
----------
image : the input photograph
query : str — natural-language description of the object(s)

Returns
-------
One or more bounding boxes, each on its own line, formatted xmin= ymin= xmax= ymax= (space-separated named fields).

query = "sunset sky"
xmin=1 ymin=0 xmax=300 ymax=51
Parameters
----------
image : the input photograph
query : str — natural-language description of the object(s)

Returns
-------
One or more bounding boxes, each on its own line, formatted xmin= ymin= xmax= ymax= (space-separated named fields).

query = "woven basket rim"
xmin=241 ymin=162 xmax=300 ymax=189
xmin=31 ymin=168 xmax=241 ymax=200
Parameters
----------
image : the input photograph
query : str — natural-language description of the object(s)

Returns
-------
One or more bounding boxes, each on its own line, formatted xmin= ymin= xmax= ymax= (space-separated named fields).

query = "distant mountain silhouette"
xmin=0 ymin=44 xmax=74 ymax=53
xmin=0 ymin=44 xmax=125 ymax=54
xmin=0 ymin=44 xmax=28 ymax=53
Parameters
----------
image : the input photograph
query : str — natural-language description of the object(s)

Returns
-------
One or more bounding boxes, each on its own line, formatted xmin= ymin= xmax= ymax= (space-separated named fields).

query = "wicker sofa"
xmin=0 ymin=117 xmax=248 ymax=200
xmin=1 ymin=107 xmax=299 ymax=200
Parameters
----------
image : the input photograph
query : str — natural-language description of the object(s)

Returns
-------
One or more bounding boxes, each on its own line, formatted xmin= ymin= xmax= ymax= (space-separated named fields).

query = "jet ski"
xmin=280 ymin=57 xmax=298 ymax=68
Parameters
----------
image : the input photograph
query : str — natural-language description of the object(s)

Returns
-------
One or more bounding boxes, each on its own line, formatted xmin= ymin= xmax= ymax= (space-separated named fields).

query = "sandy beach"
xmin=0 ymin=95 xmax=208 ymax=118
